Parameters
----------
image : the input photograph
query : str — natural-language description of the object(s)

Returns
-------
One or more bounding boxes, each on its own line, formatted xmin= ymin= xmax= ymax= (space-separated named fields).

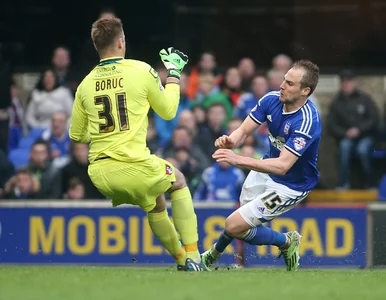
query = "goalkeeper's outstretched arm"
xmin=148 ymin=47 xmax=189 ymax=120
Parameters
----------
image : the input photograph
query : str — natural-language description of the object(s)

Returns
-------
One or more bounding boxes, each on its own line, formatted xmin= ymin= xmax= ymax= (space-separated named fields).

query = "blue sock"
xmin=242 ymin=225 xmax=287 ymax=247
xmin=214 ymin=230 xmax=234 ymax=253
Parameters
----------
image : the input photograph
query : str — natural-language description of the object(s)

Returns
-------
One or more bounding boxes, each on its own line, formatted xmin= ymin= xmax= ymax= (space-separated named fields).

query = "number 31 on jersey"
xmin=94 ymin=92 xmax=129 ymax=133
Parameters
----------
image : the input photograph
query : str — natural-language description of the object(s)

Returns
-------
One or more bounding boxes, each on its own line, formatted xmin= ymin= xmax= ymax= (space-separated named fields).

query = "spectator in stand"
xmin=41 ymin=112 xmax=71 ymax=164
xmin=24 ymin=139 xmax=61 ymax=198
xmin=63 ymin=177 xmax=86 ymax=200
xmin=186 ymin=52 xmax=222 ymax=99
xmin=194 ymin=73 xmax=220 ymax=103
xmin=146 ymin=117 xmax=162 ymax=156
xmin=327 ymin=69 xmax=379 ymax=189
xmin=272 ymin=54 xmax=292 ymax=73
xmin=191 ymin=102 xmax=207 ymax=132
xmin=0 ymin=149 xmax=15 ymax=198
xmin=267 ymin=69 xmax=285 ymax=91
xmin=163 ymin=126 xmax=211 ymax=175
xmin=154 ymin=72 xmax=191 ymax=147
xmin=178 ymin=109 xmax=212 ymax=153
xmin=221 ymin=67 xmax=243 ymax=106
xmin=9 ymin=83 xmax=27 ymax=151
xmin=200 ymin=102 xmax=228 ymax=161
xmin=234 ymin=74 xmax=269 ymax=120
xmin=178 ymin=110 xmax=198 ymax=136
xmin=174 ymin=146 xmax=202 ymax=193
xmin=58 ymin=143 xmax=105 ymax=199
xmin=51 ymin=46 xmax=79 ymax=95
xmin=25 ymin=69 xmax=73 ymax=129
xmin=192 ymin=73 xmax=233 ymax=122
xmin=193 ymin=161 xmax=245 ymax=202
xmin=238 ymin=57 xmax=256 ymax=92
xmin=3 ymin=168 xmax=40 ymax=200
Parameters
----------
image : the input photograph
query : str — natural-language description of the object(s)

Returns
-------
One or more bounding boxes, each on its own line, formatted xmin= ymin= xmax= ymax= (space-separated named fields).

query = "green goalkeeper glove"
xmin=159 ymin=47 xmax=188 ymax=80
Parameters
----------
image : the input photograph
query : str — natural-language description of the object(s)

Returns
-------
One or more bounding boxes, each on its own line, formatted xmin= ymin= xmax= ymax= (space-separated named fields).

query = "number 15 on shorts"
xmin=261 ymin=192 xmax=283 ymax=210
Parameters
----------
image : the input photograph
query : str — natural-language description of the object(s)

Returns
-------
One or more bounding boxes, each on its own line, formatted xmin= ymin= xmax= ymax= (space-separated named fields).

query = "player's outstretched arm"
xmin=148 ymin=47 xmax=189 ymax=120
xmin=215 ymin=117 xmax=259 ymax=149
xmin=213 ymin=147 xmax=298 ymax=176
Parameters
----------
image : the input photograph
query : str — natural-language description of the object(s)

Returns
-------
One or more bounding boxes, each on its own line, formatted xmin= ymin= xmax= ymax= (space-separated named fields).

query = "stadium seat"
xmin=373 ymin=149 xmax=386 ymax=159
xmin=28 ymin=127 xmax=45 ymax=139
xmin=8 ymin=126 xmax=23 ymax=152
xmin=378 ymin=175 xmax=386 ymax=201
xmin=18 ymin=137 xmax=37 ymax=149
xmin=8 ymin=148 xmax=30 ymax=169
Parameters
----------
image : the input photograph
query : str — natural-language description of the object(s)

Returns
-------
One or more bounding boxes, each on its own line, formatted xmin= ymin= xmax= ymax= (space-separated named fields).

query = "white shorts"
xmin=239 ymin=171 xmax=309 ymax=227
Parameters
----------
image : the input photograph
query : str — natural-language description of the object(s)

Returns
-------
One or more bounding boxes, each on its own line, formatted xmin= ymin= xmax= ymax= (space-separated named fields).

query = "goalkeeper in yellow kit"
xmin=69 ymin=17 xmax=208 ymax=271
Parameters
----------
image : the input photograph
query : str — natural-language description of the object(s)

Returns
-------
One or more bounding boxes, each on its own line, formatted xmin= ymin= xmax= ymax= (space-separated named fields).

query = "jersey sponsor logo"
xmin=95 ymin=67 xmax=123 ymax=77
xmin=284 ymin=122 xmax=291 ymax=135
xmin=267 ymin=115 xmax=272 ymax=122
xmin=294 ymin=137 xmax=307 ymax=151
xmin=165 ymin=164 xmax=173 ymax=175
xmin=268 ymin=132 xmax=285 ymax=150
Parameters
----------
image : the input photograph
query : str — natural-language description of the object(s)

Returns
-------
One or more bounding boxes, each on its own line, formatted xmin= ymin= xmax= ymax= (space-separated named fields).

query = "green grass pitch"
xmin=1 ymin=266 xmax=385 ymax=300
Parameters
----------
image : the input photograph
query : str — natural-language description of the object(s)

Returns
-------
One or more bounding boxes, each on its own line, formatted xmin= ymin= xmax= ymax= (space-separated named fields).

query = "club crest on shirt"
xmin=284 ymin=122 xmax=291 ymax=135
xmin=165 ymin=164 xmax=173 ymax=175
xmin=294 ymin=137 xmax=306 ymax=151
xmin=149 ymin=67 xmax=158 ymax=79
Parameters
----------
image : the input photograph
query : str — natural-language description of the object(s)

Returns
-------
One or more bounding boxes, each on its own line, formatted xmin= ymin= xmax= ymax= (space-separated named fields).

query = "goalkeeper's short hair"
xmin=91 ymin=17 xmax=123 ymax=54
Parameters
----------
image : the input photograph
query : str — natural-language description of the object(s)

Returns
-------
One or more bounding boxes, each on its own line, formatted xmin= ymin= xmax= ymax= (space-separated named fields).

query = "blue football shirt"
xmin=249 ymin=91 xmax=322 ymax=191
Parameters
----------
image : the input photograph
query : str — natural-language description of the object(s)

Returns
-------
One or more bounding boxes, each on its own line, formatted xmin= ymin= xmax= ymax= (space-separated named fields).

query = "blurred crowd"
xmin=0 ymin=9 xmax=385 ymax=201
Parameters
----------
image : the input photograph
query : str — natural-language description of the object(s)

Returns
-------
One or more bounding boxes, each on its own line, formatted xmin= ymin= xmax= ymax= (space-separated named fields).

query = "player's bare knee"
xmin=150 ymin=194 xmax=167 ymax=213
xmin=170 ymin=168 xmax=187 ymax=191
xmin=225 ymin=214 xmax=251 ymax=239
xmin=225 ymin=217 xmax=241 ymax=238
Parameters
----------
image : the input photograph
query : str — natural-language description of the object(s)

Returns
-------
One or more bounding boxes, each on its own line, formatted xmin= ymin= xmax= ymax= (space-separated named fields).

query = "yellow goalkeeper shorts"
xmin=88 ymin=154 xmax=176 ymax=212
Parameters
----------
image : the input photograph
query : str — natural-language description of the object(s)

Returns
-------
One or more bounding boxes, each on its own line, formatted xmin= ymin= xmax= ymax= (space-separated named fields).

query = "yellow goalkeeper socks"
xmin=147 ymin=210 xmax=186 ymax=265
xmin=170 ymin=187 xmax=200 ymax=263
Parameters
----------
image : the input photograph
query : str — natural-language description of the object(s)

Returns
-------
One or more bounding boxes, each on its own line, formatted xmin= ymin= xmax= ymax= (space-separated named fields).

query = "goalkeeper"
xmin=69 ymin=17 xmax=208 ymax=271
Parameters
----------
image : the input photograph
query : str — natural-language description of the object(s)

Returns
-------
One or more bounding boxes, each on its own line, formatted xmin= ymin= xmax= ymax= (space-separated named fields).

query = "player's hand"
xmin=214 ymin=135 xmax=235 ymax=149
xmin=159 ymin=47 xmax=188 ymax=79
xmin=212 ymin=149 xmax=239 ymax=165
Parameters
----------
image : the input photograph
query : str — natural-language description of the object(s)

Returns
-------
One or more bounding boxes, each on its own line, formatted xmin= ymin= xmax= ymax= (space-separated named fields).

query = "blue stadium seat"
xmin=373 ymin=149 xmax=386 ymax=159
xmin=8 ymin=148 xmax=30 ymax=169
xmin=378 ymin=174 xmax=386 ymax=201
xmin=18 ymin=137 xmax=37 ymax=149
xmin=28 ymin=127 xmax=45 ymax=139
xmin=8 ymin=126 xmax=23 ymax=152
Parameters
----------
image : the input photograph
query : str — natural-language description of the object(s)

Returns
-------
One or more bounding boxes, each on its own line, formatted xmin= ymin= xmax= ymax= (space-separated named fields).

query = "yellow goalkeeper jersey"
xmin=69 ymin=57 xmax=180 ymax=163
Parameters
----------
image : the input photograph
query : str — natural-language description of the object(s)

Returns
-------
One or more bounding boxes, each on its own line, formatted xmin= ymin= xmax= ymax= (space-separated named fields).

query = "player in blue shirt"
xmin=201 ymin=60 xmax=321 ymax=271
